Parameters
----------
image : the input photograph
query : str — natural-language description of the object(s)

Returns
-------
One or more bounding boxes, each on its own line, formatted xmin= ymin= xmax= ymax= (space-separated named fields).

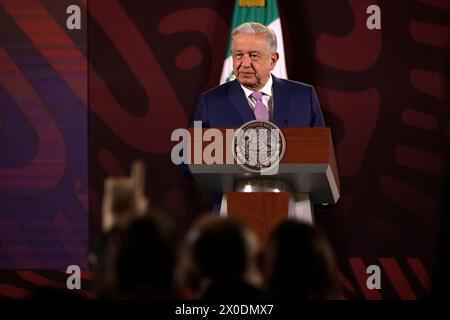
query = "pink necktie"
xmin=251 ymin=91 xmax=269 ymax=121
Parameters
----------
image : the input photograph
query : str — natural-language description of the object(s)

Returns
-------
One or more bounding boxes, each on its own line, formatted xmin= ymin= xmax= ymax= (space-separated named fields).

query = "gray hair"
xmin=231 ymin=22 xmax=277 ymax=53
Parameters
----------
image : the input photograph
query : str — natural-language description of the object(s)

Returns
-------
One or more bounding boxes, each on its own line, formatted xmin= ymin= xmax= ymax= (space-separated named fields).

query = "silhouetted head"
xmin=95 ymin=206 xmax=176 ymax=299
xmin=264 ymin=220 xmax=339 ymax=300
xmin=187 ymin=216 xmax=258 ymax=281
xmin=178 ymin=215 xmax=261 ymax=299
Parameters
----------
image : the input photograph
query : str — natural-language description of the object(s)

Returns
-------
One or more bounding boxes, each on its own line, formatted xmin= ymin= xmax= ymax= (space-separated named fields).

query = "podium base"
xmin=219 ymin=191 xmax=313 ymax=242
xmin=220 ymin=193 xmax=313 ymax=222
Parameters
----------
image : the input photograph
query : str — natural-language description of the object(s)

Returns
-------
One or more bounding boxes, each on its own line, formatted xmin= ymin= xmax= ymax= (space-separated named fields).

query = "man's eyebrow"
xmin=232 ymin=50 xmax=262 ymax=54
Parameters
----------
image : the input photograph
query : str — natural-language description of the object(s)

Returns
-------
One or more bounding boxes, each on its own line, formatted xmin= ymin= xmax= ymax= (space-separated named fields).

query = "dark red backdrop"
xmin=0 ymin=0 xmax=449 ymax=299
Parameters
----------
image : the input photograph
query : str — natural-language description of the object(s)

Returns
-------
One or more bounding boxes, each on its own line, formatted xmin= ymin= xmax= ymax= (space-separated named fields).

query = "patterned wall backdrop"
xmin=0 ymin=0 xmax=449 ymax=299
xmin=0 ymin=0 xmax=89 ymax=297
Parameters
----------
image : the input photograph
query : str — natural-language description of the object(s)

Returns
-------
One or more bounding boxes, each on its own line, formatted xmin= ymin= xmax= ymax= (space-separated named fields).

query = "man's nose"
xmin=241 ymin=54 xmax=252 ymax=67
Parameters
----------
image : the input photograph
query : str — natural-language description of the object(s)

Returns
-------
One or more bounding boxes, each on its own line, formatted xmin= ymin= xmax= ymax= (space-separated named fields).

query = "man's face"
xmin=231 ymin=34 xmax=279 ymax=91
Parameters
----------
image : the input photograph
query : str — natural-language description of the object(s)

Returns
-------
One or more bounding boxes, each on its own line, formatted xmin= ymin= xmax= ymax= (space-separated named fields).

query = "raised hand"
xmin=102 ymin=160 xmax=149 ymax=232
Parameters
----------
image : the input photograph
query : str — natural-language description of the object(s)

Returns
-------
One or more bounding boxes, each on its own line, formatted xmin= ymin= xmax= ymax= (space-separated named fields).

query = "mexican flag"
xmin=220 ymin=0 xmax=288 ymax=84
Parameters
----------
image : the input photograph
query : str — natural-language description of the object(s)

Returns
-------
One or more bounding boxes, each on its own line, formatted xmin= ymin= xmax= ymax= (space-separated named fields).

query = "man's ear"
xmin=271 ymin=52 xmax=279 ymax=69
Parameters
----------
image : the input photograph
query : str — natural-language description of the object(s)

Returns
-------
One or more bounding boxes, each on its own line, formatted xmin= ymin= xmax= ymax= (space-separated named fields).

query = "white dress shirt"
xmin=240 ymin=75 xmax=273 ymax=118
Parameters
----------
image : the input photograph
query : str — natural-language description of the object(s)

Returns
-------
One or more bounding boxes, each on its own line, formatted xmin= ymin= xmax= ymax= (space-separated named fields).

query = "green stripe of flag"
xmin=225 ymin=0 xmax=280 ymax=57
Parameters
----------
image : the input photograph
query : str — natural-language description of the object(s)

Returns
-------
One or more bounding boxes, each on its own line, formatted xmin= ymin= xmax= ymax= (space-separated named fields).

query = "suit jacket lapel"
xmin=228 ymin=80 xmax=255 ymax=124
xmin=272 ymin=74 xmax=288 ymax=127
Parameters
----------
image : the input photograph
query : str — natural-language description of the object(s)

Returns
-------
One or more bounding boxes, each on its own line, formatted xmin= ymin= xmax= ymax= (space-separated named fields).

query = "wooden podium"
xmin=187 ymin=128 xmax=340 ymax=242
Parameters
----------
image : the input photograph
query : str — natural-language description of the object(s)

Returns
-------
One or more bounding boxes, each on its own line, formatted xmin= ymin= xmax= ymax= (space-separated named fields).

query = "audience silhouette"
xmin=263 ymin=220 xmax=339 ymax=300
xmin=178 ymin=215 xmax=263 ymax=300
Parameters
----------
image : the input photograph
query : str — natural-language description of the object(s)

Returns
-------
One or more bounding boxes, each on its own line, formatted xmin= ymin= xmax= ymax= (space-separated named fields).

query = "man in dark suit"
xmin=192 ymin=22 xmax=325 ymax=128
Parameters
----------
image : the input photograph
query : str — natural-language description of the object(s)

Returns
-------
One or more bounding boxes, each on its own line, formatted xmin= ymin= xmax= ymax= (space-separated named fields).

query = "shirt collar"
xmin=240 ymin=74 xmax=273 ymax=98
